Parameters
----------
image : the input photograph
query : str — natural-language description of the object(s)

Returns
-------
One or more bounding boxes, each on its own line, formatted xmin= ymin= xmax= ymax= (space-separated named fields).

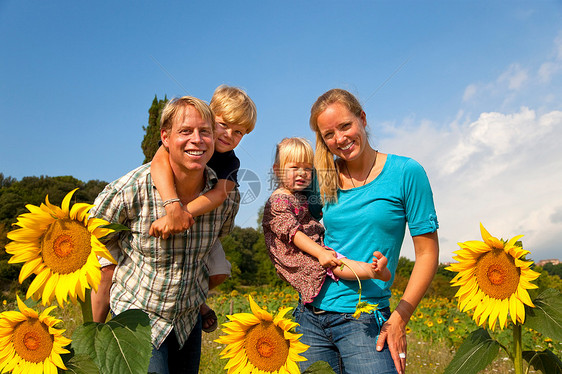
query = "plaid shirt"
xmin=90 ymin=163 xmax=239 ymax=348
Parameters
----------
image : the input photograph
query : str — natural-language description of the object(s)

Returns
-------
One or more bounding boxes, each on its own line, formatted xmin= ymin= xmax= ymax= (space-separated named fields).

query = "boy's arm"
xmin=292 ymin=231 xmax=341 ymax=268
xmin=185 ymin=179 xmax=235 ymax=216
xmin=150 ymin=146 xmax=194 ymax=238
xmin=91 ymin=265 xmax=115 ymax=322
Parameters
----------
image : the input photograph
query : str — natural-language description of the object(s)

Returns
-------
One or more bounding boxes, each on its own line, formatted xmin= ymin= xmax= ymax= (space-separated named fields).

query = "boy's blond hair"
xmin=210 ymin=85 xmax=257 ymax=134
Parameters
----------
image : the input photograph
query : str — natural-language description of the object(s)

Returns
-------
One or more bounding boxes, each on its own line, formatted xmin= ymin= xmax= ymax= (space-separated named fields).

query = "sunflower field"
xmin=198 ymin=286 xmax=562 ymax=374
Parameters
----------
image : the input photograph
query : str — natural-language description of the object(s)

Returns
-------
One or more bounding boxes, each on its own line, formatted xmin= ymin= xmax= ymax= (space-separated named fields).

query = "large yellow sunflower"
xmin=446 ymin=223 xmax=540 ymax=330
xmin=215 ymin=295 xmax=309 ymax=374
xmin=0 ymin=296 xmax=71 ymax=374
xmin=5 ymin=189 xmax=116 ymax=306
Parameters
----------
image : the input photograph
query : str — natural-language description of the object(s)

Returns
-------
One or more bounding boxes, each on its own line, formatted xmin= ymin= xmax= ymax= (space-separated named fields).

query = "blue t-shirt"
xmin=313 ymin=154 xmax=438 ymax=312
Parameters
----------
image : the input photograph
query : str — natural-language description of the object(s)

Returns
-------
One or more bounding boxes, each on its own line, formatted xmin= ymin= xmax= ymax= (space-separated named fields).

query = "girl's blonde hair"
xmin=274 ymin=137 xmax=314 ymax=184
xmin=309 ymin=89 xmax=364 ymax=203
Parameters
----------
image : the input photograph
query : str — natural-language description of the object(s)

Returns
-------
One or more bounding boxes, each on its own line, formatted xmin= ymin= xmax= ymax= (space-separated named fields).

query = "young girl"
xmin=262 ymin=137 xmax=391 ymax=304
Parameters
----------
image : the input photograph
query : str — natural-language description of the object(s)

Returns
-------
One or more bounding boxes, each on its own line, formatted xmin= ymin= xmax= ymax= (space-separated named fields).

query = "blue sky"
xmin=1 ymin=1 xmax=561 ymax=262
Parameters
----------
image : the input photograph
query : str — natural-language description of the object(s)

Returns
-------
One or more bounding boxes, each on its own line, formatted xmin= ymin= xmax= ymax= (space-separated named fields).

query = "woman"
xmin=294 ymin=89 xmax=439 ymax=374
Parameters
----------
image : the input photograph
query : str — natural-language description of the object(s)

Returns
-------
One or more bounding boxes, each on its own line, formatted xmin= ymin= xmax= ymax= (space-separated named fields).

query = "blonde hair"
xmin=309 ymin=89 xmax=364 ymax=203
xmin=210 ymin=85 xmax=257 ymax=134
xmin=274 ymin=137 xmax=314 ymax=184
xmin=160 ymin=96 xmax=215 ymax=134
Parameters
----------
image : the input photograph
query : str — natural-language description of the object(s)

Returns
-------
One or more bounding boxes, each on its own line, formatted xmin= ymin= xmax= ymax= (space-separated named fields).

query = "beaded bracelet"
xmin=162 ymin=198 xmax=181 ymax=207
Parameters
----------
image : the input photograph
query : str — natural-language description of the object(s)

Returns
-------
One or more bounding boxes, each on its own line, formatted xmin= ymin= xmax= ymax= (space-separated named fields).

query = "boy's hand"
xmin=149 ymin=202 xmax=194 ymax=239
xmin=318 ymin=250 xmax=341 ymax=268
xmin=165 ymin=202 xmax=194 ymax=233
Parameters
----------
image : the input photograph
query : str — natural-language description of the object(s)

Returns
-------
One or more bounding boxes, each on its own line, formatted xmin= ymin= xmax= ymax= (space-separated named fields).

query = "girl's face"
xmin=316 ymin=102 xmax=367 ymax=162
xmin=278 ymin=161 xmax=313 ymax=193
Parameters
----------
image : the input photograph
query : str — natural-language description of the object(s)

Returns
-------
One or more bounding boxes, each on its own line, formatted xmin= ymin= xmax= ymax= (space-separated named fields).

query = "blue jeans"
xmin=294 ymin=303 xmax=397 ymax=374
xmin=147 ymin=315 xmax=202 ymax=374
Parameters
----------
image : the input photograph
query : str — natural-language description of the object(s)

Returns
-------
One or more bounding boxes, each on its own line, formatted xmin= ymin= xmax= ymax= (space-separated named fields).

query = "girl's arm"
xmin=376 ymin=231 xmax=439 ymax=374
xmin=185 ymin=179 xmax=235 ymax=216
xmin=150 ymin=146 xmax=194 ymax=238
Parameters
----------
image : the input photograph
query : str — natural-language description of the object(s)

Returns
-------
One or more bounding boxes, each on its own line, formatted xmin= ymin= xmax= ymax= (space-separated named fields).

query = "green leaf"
xmin=302 ymin=361 xmax=337 ymax=373
xmin=99 ymin=223 xmax=130 ymax=232
xmin=71 ymin=309 xmax=152 ymax=374
xmin=523 ymin=349 xmax=562 ymax=374
xmin=444 ymin=328 xmax=501 ymax=374
xmin=63 ymin=353 xmax=100 ymax=374
xmin=525 ymin=288 xmax=562 ymax=341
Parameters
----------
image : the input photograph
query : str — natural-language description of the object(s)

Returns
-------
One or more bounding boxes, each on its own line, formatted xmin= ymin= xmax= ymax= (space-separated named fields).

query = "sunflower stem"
xmin=340 ymin=260 xmax=363 ymax=303
xmin=80 ymin=288 xmax=93 ymax=323
xmin=513 ymin=323 xmax=523 ymax=374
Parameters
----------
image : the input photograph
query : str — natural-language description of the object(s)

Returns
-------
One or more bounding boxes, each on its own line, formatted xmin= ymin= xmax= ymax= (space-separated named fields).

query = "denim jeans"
xmin=294 ymin=303 xmax=398 ymax=374
xmin=147 ymin=315 xmax=202 ymax=374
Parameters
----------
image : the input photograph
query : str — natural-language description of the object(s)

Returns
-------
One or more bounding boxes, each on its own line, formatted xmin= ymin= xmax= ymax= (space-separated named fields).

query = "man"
xmin=90 ymin=96 xmax=239 ymax=374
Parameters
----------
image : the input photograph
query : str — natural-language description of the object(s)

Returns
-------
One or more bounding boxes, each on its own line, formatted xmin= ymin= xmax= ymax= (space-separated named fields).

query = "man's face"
xmin=161 ymin=105 xmax=215 ymax=173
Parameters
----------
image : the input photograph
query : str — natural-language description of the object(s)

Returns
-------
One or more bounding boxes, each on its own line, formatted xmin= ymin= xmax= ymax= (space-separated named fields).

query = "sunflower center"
xmin=12 ymin=319 xmax=54 ymax=363
xmin=53 ymin=234 xmax=74 ymax=257
xmin=41 ymin=219 xmax=92 ymax=274
xmin=245 ymin=321 xmax=289 ymax=372
xmin=476 ymin=249 xmax=520 ymax=299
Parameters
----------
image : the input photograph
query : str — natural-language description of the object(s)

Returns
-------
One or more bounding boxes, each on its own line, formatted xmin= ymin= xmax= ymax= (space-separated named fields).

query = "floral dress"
xmin=262 ymin=192 xmax=337 ymax=304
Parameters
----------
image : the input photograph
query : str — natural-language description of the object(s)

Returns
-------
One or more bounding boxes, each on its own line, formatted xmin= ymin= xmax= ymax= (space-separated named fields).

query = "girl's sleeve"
xmin=402 ymin=159 xmax=439 ymax=236
xmin=265 ymin=197 xmax=302 ymax=243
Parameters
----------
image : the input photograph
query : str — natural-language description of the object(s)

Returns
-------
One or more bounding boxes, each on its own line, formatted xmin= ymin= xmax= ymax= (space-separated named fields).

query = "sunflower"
xmin=0 ymin=296 xmax=71 ymax=374
xmin=215 ymin=296 xmax=309 ymax=374
xmin=352 ymin=301 xmax=379 ymax=319
xmin=5 ymin=189 xmax=116 ymax=306
xmin=446 ymin=224 xmax=540 ymax=330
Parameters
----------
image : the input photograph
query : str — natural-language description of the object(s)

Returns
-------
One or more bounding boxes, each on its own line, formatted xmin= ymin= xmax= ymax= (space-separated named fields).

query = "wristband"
xmin=162 ymin=198 xmax=181 ymax=207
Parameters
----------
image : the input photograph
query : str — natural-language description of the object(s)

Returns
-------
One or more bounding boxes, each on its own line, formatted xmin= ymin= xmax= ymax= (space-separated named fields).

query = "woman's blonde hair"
xmin=273 ymin=137 xmax=314 ymax=185
xmin=309 ymin=89 xmax=364 ymax=203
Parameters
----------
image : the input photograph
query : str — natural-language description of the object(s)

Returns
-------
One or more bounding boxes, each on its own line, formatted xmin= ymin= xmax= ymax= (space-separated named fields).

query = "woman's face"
xmin=316 ymin=102 xmax=367 ymax=162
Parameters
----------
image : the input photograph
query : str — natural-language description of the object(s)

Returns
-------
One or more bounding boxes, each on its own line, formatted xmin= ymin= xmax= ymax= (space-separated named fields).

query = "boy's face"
xmin=214 ymin=115 xmax=246 ymax=153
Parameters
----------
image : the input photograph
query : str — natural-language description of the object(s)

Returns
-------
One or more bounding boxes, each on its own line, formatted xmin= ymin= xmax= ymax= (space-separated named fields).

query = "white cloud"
xmin=463 ymin=84 xmax=478 ymax=102
xmin=498 ymin=63 xmax=528 ymax=90
xmin=379 ymin=107 xmax=562 ymax=263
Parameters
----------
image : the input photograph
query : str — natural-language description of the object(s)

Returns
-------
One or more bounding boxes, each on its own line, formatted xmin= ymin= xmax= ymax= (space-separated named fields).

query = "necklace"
xmin=344 ymin=150 xmax=378 ymax=188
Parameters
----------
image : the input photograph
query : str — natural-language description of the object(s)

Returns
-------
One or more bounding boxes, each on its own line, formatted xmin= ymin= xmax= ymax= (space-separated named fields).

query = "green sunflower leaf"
xmin=71 ymin=309 xmax=152 ymax=374
xmin=444 ymin=328 xmax=501 ymax=374
xmin=525 ymin=288 xmax=562 ymax=341
xmin=523 ymin=349 xmax=562 ymax=374
xmin=303 ymin=360 xmax=337 ymax=373
xmin=63 ymin=353 xmax=100 ymax=374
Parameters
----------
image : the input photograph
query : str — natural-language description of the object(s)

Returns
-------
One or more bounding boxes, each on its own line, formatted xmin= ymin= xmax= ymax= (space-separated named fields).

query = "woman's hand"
xmin=377 ymin=309 xmax=408 ymax=374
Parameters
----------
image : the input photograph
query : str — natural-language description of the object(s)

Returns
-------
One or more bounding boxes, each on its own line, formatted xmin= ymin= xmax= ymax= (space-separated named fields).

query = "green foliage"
xmin=543 ymin=262 xmax=562 ymax=278
xmin=523 ymin=349 xmax=562 ymax=374
xmin=72 ymin=309 xmax=152 ymax=374
xmin=220 ymin=226 xmax=281 ymax=289
xmin=444 ymin=328 xmax=501 ymax=374
xmin=141 ymin=95 xmax=168 ymax=164
xmin=303 ymin=361 xmax=337 ymax=373
xmin=525 ymin=288 xmax=562 ymax=342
